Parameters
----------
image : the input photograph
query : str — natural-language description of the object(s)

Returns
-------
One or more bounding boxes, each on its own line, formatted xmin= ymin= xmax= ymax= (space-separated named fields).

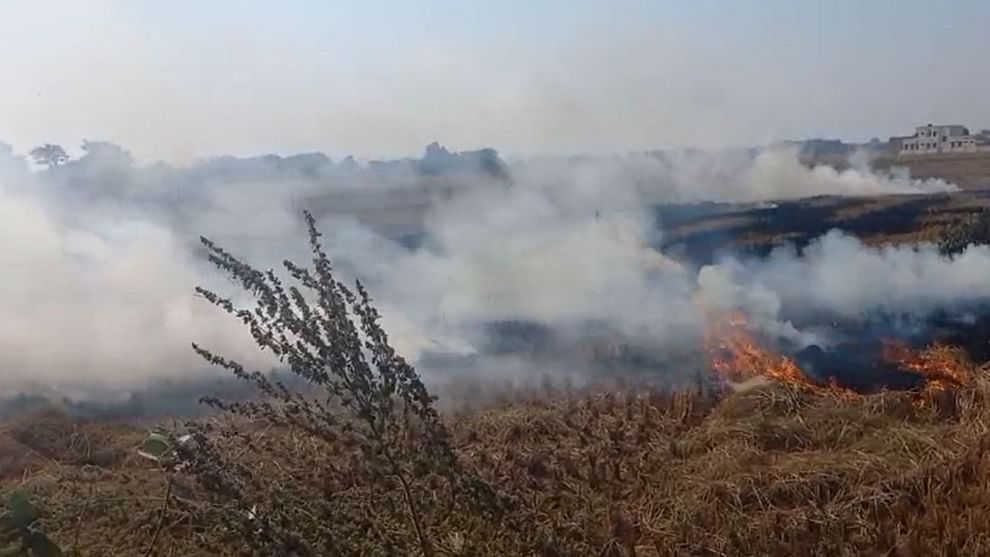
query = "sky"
xmin=1 ymin=0 xmax=988 ymax=163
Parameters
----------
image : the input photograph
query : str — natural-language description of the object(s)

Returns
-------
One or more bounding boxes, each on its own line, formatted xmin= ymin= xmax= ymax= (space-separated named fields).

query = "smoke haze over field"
xmin=514 ymin=148 xmax=956 ymax=205
xmin=0 ymin=139 xmax=981 ymax=398
xmin=2 ymin=2 xmax=989 ymax=161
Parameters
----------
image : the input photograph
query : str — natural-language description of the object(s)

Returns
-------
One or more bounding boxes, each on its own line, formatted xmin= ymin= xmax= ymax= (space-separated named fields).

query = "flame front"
xmin=703 ymin=311 xmax=973 ymax=403
xmin=881 ymin=339 xmax=970 ymax=399
xmin=704 ymin=311 xmax=852 ymax=396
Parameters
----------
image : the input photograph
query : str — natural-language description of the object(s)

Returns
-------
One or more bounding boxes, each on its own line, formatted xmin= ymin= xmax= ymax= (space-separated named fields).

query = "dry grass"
xmin=3 ymin=371 xmax=990 ymax=556
xmin=874 ymin=153 xmax=990 ymax=190
xmin=456 ymin=383 xmax=990 ymax=556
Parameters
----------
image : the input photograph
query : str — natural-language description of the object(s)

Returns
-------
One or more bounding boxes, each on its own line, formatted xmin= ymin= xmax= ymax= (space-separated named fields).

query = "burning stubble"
xmin=0 ymin=141 xmax=983 ymax=402
xmin=702 ymin=310 xmax=976 ymax=404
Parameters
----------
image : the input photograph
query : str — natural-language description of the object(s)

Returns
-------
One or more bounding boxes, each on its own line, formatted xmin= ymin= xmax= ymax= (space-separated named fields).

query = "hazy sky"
xmin=2 ymin=0 xmax=988 ymax=162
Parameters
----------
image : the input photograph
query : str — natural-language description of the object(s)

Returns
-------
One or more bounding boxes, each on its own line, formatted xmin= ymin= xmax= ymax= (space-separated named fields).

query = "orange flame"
xmin=703 ymin=311 xmax=972 ymax=403
xmin=704 ymin=311 xmax=853 ymax=397
xmin=881 ymin=339 xmax=970 ymax=400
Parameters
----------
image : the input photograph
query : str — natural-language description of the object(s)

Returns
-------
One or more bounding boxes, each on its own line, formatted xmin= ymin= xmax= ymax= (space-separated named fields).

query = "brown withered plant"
xmin=177 ymin=211 xmax=506 ymax=557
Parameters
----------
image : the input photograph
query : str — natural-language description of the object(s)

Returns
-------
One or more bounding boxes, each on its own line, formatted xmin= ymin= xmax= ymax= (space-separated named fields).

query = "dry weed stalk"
xmin=179 ymin=211 xmax=507 ymax=556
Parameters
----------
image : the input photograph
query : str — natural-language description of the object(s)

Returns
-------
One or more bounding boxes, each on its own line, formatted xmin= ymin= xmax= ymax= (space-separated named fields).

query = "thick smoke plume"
xmin=0 ymin=141 xmax=975 ymax=400
xmin=698 ymin=232 xmax=990 ymax=346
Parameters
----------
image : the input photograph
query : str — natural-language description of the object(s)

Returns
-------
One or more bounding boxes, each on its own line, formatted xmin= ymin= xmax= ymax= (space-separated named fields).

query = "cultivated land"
xmin=660 ymin=190 xmax=990 ymax=265
xmin=804 ymin=150 xmax=990 ymax=191
xmin=4 ymin=189 xmax=990 ymax=556
xmin=875 ymin=153 xmax=990 ymax=191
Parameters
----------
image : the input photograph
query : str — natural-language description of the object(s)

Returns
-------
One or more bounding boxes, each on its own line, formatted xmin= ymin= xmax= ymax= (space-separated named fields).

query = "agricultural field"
xmin=660 ymin=190 xmax=990 ymax=264
xmin=2 ymin=365 xmax=990 ymax=556
xmin=5 ymin=2 xmax=990 ymax=555
xmin=2 ymin=200 xmax=990 ymax=556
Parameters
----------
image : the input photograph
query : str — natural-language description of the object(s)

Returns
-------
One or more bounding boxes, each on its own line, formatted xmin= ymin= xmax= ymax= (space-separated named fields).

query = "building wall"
xmin=899 ymin=124 xmax=986 ymax=156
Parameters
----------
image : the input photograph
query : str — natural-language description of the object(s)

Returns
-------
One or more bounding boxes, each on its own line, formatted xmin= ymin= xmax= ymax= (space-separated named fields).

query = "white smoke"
xmin=512 ymin=147 xmax=955 ymax=205
xmin=697 ymin=230 xmax=990 ymax=343
xmin=0 ymin=177 xmax=261 ymax=395
xmin=0 ymin=142 xmax=977 ymax=397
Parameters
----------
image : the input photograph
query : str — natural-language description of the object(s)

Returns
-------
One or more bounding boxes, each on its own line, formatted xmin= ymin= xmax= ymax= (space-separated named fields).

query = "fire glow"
xmin=881 ymin=339 xmax=970 ymax=399
xmin=704 ymin=312 xmax=972 ymax=402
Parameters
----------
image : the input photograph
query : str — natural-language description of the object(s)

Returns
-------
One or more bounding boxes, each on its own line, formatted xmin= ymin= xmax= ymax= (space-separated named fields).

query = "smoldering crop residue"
xmin=0 ymin=140 xmax=975 ymax=401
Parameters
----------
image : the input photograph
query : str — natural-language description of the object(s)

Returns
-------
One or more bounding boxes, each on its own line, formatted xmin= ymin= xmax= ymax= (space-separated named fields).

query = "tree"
xmin=28 ymin=144 xmax=68 ymax=169
xmin=80 ymin=140 xmax=133 ymax=167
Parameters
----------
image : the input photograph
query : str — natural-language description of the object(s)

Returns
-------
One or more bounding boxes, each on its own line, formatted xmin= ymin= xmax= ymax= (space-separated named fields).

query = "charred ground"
xmin=659 ymin=190 xmax=990 ymax=265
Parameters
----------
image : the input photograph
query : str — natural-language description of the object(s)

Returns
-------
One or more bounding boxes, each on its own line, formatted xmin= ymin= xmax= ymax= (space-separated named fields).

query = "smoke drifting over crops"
xmin=0 ymin=140 xmax=977 ymax=399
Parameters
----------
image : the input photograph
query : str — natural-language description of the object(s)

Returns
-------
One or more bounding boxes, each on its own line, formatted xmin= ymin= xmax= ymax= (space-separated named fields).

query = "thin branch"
xmin=143 ymin=475 xmax=174 ymax=557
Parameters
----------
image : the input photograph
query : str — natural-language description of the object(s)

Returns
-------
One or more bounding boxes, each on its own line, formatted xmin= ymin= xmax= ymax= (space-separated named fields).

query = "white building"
xmin=898 ymin=124 xmax=987 ymax=156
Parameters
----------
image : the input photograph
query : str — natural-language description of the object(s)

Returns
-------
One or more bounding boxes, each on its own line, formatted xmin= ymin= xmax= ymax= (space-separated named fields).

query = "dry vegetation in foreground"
xmin=3 ymin=211 xmax=990 ymax=556
xmin=3 ymin=380 xmax=990 ymax=556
